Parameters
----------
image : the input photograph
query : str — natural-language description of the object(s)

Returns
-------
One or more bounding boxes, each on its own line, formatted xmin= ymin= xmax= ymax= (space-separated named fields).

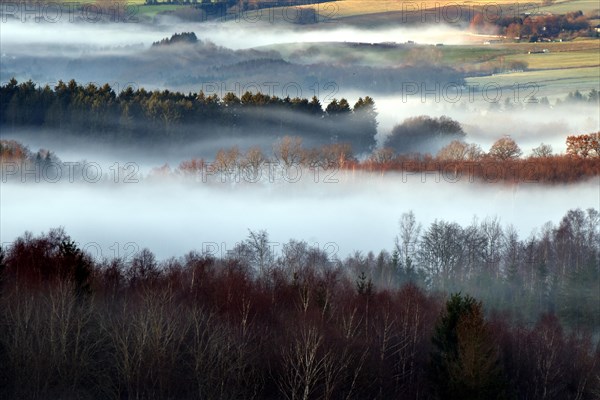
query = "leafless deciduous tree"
xmin=395 ymin=211 xmax=421 ymax=269
xmin=0 ymin=281 xmax=99 ymax=398
xmin=278 ymin=325 xmax=328 ymax=400
xmin=488 ymin=136 xmax=523 ymax=160
xmin=531 ymin=143 xmax=553 ymax=158
xmin=273 ymin=136 xmax=304 ymax=168
xmin=241 ymin=147 xmax=266 ymax=181
xmin=419 ymin=220 xmax=464 ymax=290
xmin=100 ymin=287 xmax=188 ymax=399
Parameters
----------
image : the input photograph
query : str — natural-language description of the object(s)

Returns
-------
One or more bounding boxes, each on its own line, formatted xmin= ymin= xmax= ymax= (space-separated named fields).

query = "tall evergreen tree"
xmin=430 ymin=293 xmax=506 ymax=400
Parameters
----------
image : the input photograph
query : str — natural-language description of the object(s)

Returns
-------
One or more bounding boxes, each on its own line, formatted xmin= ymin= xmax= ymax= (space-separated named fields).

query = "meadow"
xmin=538 ymin=0 xmax=600 ymax=14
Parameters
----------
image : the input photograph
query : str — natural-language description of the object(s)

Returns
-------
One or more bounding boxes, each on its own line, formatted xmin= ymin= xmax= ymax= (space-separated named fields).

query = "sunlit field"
xmin=539 ymin=0 xmax=600 ymax=13
xmin=292 ymin=0 xmax=545 ymax=19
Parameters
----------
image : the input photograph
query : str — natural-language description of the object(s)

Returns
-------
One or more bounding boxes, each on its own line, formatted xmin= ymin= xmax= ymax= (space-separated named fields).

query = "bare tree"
xmin=280 ymin=239 xmax=311 ymax=278
xmin=465 ymin=143 xmax=484 ymax=160
xmin=188 ymin=306 xmax=262 ymax=400
xmin=0 ymin=281 xmax=99 ymax=398
xmin=418 ymin=220 xmax=464 ymax=290
xmin=278 ymin=325 xmax=327 ymax=400
xmin=273 ymin=136 xmax=304 ymax=168
xmin=528 ymin=315 xmax=566 ymax=400
xmin=396 ymin=285 xmax=428 ymax=396
xmin=241 ymin=147 xmax=266 ymax=182
xmin=436 ymin=140 xmax=470 ymax=161
xmin=319 ymin=143 xmax=355 ymax=169
xmin=127 ymin=248 xmax=160 ymax=288
xmin=395 ymin=211 xmax=422 ymax=272
xmin=177 ymin=158 xmax=207 ymax=179
xmin=488 ymin=136 xmax=522 ymax=160
xmin=237 ymin=229 xmax=275 ymax=276
xmin=480 ymin=216 xmax=505 ymax=278
xmin=461 ymin=220 xmax=487 ymax=282
xmin=214 ymin=146 xmax=241 ymax=181
xmin=101 ymin=287 xmax=188 ymax=399
xmin=372 ymin=305 xmax=402 ymax=397
xmin=369 ymin=147 xmax=396 ymax=164
xmin=531 ymin=143 xmax=553 ymax=158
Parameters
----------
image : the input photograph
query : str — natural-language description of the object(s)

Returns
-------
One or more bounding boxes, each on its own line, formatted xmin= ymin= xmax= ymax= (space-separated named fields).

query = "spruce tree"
xmin=429 ymin=293 xmax=506 ymax=400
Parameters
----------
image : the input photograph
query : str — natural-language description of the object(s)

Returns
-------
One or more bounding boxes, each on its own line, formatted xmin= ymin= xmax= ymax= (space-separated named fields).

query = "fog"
xmin=2 ymin=18 xmax=598 ymax=150
xmin=367 ymin=95 xmax=600 ymax=151
xmin=1 ymin=15 xmax=599 ymax=261
xmin=2 ymin=173 xmax=598 ymax=261
xmin=0 ymin=19 xmax=468 ymax=51
xmin=0 ymin=129 xmax=290 ymax=173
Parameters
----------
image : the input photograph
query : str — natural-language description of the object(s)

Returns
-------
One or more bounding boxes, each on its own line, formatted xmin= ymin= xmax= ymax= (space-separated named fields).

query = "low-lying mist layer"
xmin=2 ymin=170 xmax=599 ymax=260
xmin=2 ymin=20 xmax=598 ymax=146
xmin=0 ymin=21 xmax=468 ymax=93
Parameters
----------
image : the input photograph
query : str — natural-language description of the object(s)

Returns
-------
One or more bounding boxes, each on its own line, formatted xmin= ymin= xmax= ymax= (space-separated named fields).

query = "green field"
xmin=260 ymin=42 xmax=517 ymax=67
xmin=259 ymin=38 xmax=599 ymax=69
xmin=466 ymin=66 xmax=600 ymax=100
xmin=30 ymin=0 xmax=599 ymax=18
xmin=259 ymin=37 xmax=599 ymax=104
xmin=68 ymin=0 xmax=146 ymax=3
xmin=65 ymin=0 xmax=599 ymax=23
xmin=503 ymin=51 xmax=599 ymax=69
xmin=137 ymin=4 xmax=184 ymax=17
xmin=291 ymin=0 xmax=545 ymax=19
xmin=538 ymin=0 xmax=600 ymax=14
xmin=29 ymin=1 xmax=189 ymax=17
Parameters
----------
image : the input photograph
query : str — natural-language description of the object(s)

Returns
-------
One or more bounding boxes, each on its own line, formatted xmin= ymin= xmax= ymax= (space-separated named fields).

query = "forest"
xmin=0 ymin=207 xmax=598 ymax=399
xmin=0 ymin=79 xmax=378 ymax=152
xmin=1 ymin=78 xmax=599 ymax=158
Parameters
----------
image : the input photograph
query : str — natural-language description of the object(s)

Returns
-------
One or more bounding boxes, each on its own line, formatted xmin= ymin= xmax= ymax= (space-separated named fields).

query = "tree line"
xmin=471 ymin=11 xmax=596 ymax=40
xmin=166 ymin=132 xmax=600 ymax=184
xmin=361 ymin=133 xmax=600 ymax=183
xmin=0 ymin=79 xmax=378 ymax=152
xmin=493 ymin=89 xmax=599 ymax=111
xmin=0 ymin=207 xmax=598 ymax=399
xmin=2 ymin=132 xmax=599 ymax=184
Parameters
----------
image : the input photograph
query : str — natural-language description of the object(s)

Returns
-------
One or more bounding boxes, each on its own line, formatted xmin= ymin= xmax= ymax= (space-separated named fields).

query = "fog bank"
xmin=2 ymin=175 xmax=598 ymax=260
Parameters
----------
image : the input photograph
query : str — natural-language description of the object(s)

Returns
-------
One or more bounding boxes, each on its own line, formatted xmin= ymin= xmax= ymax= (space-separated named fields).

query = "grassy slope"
xmin=75 ymin=0 xmax=598 ymax=21
xmin=294 ymin=0 xmax=545 ymax=19
xmin=30 ymin=0 xmax=192 ymax=18
xmin=287 ymin=0 xmax=598 ymax=18
xmin=466 ymin=66 xmax=599 ymax=99
xmin=258 ymin=38 xmax=599 ymax=100
xmin=35 ymin=0 xmax=599 ymax=15
xmin=538 ymin=0 xmax=600 ymax=14
xmin=252 ymin=0 xmax=598 ymax=97
xmin=468 ymin=39 xmax=600 ymax=99
xmin=259 ymin=38 xmax=598 ymax=67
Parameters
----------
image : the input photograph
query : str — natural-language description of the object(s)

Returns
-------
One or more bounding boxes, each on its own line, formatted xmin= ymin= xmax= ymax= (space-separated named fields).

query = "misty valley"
xmin=0 ymin=1 xmax=599 ymax=399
